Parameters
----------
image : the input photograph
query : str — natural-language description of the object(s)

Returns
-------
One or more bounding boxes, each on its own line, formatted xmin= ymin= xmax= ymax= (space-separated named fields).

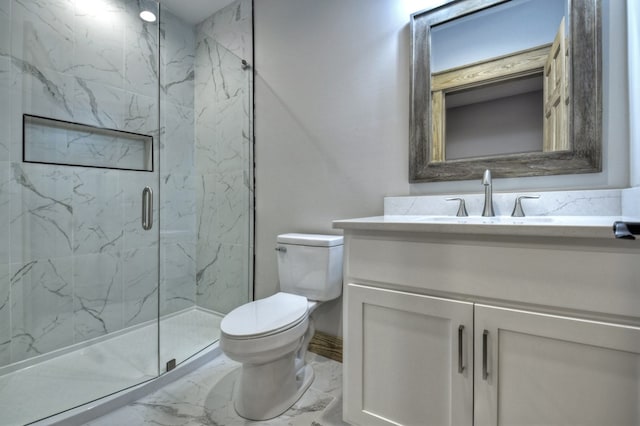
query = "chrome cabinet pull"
xmin=482 ymin=330 xmax=489 ymax=380
xmin=458 ymin=325 xmax=465 ymax=373
xmin=142 ymin=187 xmax=153 ymax=230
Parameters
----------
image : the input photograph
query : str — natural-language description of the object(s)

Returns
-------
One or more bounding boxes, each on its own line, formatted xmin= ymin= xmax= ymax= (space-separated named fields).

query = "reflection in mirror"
xmin=409 ymin=0 xmax=601 ymax=183
xmin=444 ymin=74 xmax=544 ymax=160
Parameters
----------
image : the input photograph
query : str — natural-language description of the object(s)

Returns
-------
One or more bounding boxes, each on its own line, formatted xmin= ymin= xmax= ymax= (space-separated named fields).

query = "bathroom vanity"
xmin=334 ymin=214 xmax=640 ymax=426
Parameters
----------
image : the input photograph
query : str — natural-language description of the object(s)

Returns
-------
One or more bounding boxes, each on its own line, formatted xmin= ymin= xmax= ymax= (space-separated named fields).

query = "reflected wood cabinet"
xmin=341 ymin=230 xmax=640 ymax=426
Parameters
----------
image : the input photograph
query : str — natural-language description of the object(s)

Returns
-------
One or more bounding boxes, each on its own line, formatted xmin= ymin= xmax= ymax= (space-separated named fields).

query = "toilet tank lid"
xmin=277 ymin=233 xmax=344 ymax=247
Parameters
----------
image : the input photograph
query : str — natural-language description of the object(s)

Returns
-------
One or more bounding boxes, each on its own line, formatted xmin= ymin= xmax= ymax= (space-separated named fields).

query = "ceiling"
xmin=159 ymin=0 xmax=237 ymax=25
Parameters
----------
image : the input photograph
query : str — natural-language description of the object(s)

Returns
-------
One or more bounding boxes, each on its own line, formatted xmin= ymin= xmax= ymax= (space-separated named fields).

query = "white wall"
xmin=254 ymin=0 xmax=630 ymax=336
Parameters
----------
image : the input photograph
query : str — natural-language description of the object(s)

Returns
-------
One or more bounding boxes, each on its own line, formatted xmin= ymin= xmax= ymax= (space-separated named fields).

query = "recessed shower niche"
xmin=23 ymin=114 xmax=154 ymax=171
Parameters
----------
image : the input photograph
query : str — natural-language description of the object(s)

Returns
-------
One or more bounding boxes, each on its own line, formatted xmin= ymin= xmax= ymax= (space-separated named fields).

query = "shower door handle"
xmin=142 ymin=187 xmax=153 ymax=230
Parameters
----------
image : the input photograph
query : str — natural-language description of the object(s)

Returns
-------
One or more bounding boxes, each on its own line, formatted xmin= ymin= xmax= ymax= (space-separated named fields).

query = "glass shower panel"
xmin=0 ymin=0 xmax=161 ymax=424
xmin=159 ymin=0 xmax=253 ymax=370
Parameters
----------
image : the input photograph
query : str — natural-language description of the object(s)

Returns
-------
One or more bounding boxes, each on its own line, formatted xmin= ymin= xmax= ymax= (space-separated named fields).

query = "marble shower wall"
xmin=0 ymin=0 xmax=164 ymax=368
xmin=0 ymin=0 xmax=252 ymax=369
xmin=195 ymin=0 xmax=253 ymax=314
xmin=159 ymin=10 xmax=197 ymax=317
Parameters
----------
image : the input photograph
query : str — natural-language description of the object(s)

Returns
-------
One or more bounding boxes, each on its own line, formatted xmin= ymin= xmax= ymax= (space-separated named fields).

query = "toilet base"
xmin=233 ymin=353 xmax=315 ymax=421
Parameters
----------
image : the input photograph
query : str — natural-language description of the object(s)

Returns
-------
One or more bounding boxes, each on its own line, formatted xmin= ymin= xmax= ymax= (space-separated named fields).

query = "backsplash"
xmin=385 ymin=188 xmax=640 ymax=217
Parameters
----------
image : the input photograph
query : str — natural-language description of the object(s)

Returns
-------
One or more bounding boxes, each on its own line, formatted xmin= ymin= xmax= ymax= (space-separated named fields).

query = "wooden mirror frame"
xmin=409 ymin=0 xmax=601 ymax=183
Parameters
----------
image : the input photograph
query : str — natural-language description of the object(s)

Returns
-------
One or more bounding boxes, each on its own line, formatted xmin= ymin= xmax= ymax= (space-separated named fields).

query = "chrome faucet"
xmin=481 ymin=169 xmax=495 ymax=217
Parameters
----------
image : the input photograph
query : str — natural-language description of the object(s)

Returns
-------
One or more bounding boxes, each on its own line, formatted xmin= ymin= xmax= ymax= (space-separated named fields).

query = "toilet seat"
xmin=221 ymin=292 xmax=309 ymax=340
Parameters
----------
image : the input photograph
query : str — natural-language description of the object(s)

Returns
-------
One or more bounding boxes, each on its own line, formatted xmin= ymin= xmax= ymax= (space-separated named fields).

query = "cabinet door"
xmin=344 ymin=283 xmax=473 ymax=426
xmin=474 ymin=304 xmax=640 ymax=426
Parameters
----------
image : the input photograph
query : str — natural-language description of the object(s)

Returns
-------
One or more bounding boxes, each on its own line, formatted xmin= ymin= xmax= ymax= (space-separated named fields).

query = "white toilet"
xmin=220 ymin=233 xmax=344 ymax=421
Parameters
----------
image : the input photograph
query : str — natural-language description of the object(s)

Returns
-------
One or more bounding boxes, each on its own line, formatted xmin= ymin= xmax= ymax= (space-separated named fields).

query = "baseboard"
xmin=308 ymin=331 xmax=342 ymax=363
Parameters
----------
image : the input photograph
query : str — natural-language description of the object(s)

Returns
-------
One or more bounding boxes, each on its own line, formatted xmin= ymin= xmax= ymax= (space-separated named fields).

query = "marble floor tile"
xmin=85 ymin=352 xmax=348 ymax=426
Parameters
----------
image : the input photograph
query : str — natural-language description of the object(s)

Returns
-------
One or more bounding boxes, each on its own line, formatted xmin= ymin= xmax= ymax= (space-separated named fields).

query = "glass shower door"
xmin=0 ymin=0 xmax=161 ymax=424
xmin=158 ymin=0 xmax=253 ymax=370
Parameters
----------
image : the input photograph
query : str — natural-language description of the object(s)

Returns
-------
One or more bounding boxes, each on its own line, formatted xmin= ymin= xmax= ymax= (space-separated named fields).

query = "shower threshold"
xmin=0 ymin=308 xmax=222 ymax=426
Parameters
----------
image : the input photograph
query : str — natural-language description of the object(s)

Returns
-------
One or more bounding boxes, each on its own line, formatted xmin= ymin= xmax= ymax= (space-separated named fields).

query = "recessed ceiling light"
xmin=140 ymin=10 xmax=157 ymax=22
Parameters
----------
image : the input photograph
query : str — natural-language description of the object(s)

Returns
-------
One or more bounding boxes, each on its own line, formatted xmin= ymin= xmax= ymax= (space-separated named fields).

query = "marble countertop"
xmin=333 ymin=215 xmax=640 ymax=239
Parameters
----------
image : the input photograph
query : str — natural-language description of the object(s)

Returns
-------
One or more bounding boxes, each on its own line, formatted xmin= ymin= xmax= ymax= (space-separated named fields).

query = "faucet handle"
xmin=511 ymin=195 xmax=540 ymax=217
xmin=446 ymin=197 xmax=468 ymax=217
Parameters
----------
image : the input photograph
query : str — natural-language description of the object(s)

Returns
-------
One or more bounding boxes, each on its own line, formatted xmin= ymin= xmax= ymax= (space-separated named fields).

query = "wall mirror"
xmin=409 ymin=0 xmax=601 ymax=182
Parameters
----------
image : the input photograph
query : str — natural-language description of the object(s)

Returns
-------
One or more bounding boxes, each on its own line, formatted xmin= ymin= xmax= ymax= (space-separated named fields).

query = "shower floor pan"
xmin=0 ymin=308 xmax=222 ymax=426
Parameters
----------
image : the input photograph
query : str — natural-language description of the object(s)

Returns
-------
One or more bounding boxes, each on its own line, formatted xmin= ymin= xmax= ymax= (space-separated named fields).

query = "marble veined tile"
xmin=195 ymin=36 xmax=248 ymax=106
xmin=124 ymin=92 xmax=158 ymax=136
xmin=0 ymin=86 xmax=8 ymax=162
xmin=195 ymin=171 xmax=249 ymax=248
xmin=196 ymin=242 xmax=249 ymax=314
xmin=73 ymin=0 xmax=126 ymax=51
xmin=215 ymin=170 xmax=250 ymax=246
xmin=11 ymin=63 xmax=77 ymax=122
xmin=10 ymin=257 xmax=74 ymax=363
xmin=0 ymin=8 xmax=9 ymax=57
xmin=622 ymin=187 xmax=640 ymax=216
xmin=160 ymin=241 xmax=196 ymax=316
xmin=123 ymin=4 xmax=160 ymax=98
xmin=10 ymin=163 xmax=75 ymax=264
xmin=197 ymin=0 xmax=252 ymax=60
xmin=0 ymin=55 xmax=9 ymax=88
xmin=161 ymin=10 xmax=195 ymax=108
xmin=22 ymin=119 xmax=68 ymax=164
xmin=71 ymin=168 xmax=124 ymax=256
xmin=194 ymin=124 xmax=217 ymax=175
xmin=161 ymin=173 xmax=196 ymax=240
xmin=0 ymin=162 xmax=9 ymax=264
xmin=212 ymin=95 xmax=251 ymax=174
xmin=384 ymin=189 xmax=623 ymax=217
xmin=11 ymin=0 xmax=75 ymax=74
xmin=73 ymin=78 xmax=125 ymax=130
xmin=85 ymin=352 xmax=348 ymax=426
xmin=71 ymin=40 xmax=124 ymax=92
xmin=123 ymin=247 xmax=158 ymax=327
xmin=0 ymin=0 xmax=9 ymax=17
xmin=0 ymin=263 xmax=10 ymax=367
xmin=161 ymin=102 xmax=194 ymax=175
xmin=73 ymin=252 xmax=124 ymax=343
xmin=195 ymin=172 xmax=217 ymax=245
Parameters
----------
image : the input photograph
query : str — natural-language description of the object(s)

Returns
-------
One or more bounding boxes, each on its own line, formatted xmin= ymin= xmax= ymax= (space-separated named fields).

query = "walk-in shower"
xmin=0 ymin=0 xmax=253 ymax=424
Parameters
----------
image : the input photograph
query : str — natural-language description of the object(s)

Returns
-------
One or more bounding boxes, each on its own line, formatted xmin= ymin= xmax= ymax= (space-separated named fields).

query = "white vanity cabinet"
xmin=335 ymin=222 xmax=640 ymax=426
xmin=344 ymin=283 xmax=473 ymax=426
xmin=474 ymin=304 xmax=640 ymax=426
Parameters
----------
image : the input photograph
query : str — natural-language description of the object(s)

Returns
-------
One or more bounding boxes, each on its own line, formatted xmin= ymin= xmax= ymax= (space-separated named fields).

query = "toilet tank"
xmin=276 ymin=233 xmax=344 ymax=301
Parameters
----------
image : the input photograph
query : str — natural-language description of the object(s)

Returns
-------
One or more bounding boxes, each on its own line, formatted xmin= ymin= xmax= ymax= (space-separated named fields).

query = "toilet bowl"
xmin=219 ymin=233 xmax=343 ymax=421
